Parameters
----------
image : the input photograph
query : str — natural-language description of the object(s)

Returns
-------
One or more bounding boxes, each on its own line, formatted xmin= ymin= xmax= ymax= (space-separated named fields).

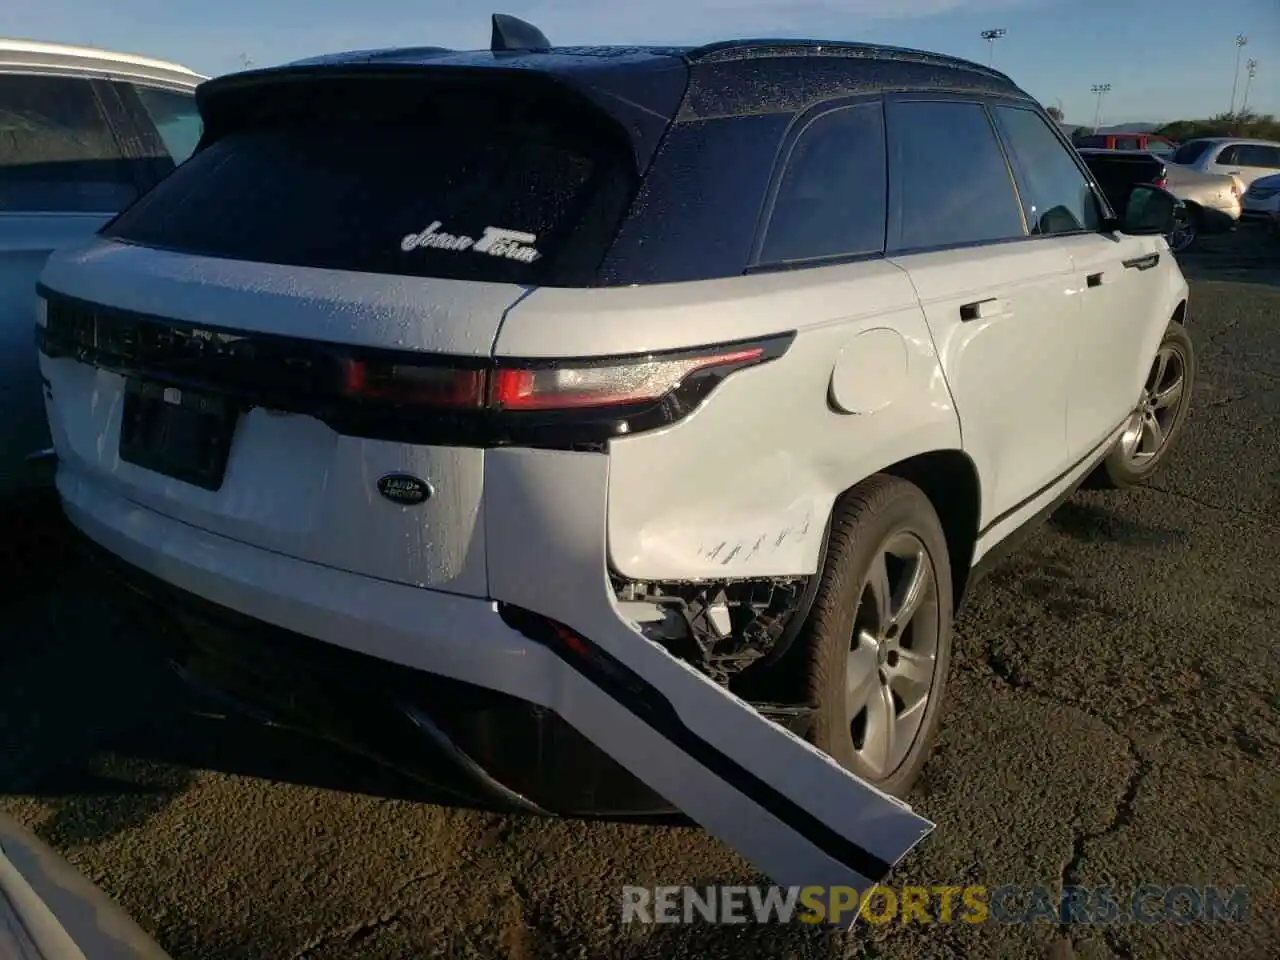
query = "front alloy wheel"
xmin=1092 ymin=321 xmax=1196 ymax=489
xmin=1118 ymin=343 xmax=1186 ymax=468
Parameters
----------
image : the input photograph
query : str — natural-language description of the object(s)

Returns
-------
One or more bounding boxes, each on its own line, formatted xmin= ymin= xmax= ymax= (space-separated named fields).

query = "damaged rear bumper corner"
xmin=58 ymin=450 xmax=934 ymax=914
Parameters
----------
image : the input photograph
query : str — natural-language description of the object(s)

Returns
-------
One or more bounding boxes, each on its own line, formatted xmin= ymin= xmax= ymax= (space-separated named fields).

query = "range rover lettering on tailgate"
xmin=34 ymin=13 xmax=1196 ymax=916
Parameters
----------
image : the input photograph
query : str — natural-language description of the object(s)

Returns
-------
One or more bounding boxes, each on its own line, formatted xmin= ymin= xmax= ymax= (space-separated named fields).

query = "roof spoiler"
xmin=491 ymin=13 xmax=550 ymax=53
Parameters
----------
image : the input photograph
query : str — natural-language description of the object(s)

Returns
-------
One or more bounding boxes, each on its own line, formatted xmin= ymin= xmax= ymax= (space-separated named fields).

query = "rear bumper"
xmin=79 ymin=532 xmax=679 ymax=817
xmin=61 ymin=470 xmax=676 ymax=816
xmin=62 ymin=467 xmax=812 ymax=817
xmin=1240 ymin=207 xmax=1280 ymax=225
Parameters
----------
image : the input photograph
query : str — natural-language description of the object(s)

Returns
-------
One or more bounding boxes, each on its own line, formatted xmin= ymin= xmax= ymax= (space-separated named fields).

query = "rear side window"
xmin=0 ymin=74 xmax=137 ymax=213
xmin=887 ymin=100 xmax=1025 ymax=251
xmin=1237 ymin=144 xmax=1280 ymax=168
xmin=1215 ymin=145 xmax=1240 ymax=165
xmin=993 ymin=106 xmax=1101 ymax=235
xmin=1172 ymin=140 xmax=1212 ymax=165
xmin=1147 ymin=139 xmax=1173 ymax=155
xmin=103 ymin=86 xmax=635 ymax=287
xmin=758 ymin=102 xmax=886 ymax=265
xmin=130 ymin=85 xmax=202 ymax=166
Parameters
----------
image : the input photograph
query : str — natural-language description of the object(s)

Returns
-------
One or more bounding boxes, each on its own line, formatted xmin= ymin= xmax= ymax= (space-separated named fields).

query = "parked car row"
xmin=0 ymin=39 xmax=204 ymax=500
xmin=1076 ymin=148 xmax=1242 ymax=252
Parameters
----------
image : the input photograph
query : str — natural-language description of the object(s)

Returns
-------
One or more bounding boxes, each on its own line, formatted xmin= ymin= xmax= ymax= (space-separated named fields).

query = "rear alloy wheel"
xmin=800 ymin=476 xmax=953 ymax=798
xmin=1166 ymin=206 xmax=1199 ymax=253
xmin=1093 ymin=321 xmax=1196 ymax=489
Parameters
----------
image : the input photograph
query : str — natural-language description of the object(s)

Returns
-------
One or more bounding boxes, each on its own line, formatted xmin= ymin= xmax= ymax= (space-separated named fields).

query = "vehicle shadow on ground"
xmin=1046 ymin=498 xmax=1189 ymax=549
xmin=1176 ymin=228 xmax=1280 ymax=288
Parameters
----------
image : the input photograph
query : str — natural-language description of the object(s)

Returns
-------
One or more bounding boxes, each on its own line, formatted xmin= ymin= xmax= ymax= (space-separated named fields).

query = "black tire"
xmin=798 ymin=475 xmax=954 ymax=799
xmin=1090 ymin=321 xmax=1195 ymax=490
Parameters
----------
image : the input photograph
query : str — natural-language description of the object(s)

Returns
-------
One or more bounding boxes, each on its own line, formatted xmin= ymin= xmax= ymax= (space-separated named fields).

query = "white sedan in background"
xmin=1241 ymin=172 xmax=1280 ymax=233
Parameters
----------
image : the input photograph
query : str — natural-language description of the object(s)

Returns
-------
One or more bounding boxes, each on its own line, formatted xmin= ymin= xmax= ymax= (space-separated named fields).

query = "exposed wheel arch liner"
xmin=875 ymin=449 xmax=981 ymax=614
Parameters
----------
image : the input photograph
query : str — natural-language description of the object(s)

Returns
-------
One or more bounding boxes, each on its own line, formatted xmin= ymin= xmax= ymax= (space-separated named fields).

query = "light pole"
xmin=980 ymin=28 xmax=1006 ymax=66
xmin=1091 ymin=83 xmax=1111 ymax=132
xmin=1241 ymin=58 xmax=1258 ymax=114
xmin=1228 ymin=35 xmax=1248 ymax=115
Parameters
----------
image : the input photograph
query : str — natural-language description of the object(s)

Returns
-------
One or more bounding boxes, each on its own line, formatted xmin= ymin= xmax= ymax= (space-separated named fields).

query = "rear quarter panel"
xmin=498 ymin=260 xmax=962 ymax=580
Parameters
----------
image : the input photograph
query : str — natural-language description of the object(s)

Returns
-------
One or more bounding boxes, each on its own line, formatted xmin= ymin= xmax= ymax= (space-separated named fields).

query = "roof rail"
xmin=0 ymin=36 xmax=202 ymax=77
xmin=685 ymin=38 xmax=1013 ymax=83
xmin=491 ymin=13 xmax=550 ymax=53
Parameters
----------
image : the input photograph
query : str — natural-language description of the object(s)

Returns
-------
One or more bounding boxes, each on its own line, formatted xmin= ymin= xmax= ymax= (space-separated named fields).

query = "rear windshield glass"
xmin=102 ymin=105 xmax=634 ymax=286
xmin=1171 ymin=140 xmax=1211 ymax=164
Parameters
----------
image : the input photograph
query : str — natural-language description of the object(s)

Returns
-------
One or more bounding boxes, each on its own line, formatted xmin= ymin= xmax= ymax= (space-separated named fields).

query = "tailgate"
xmin=36 ymin=67 xmax=644 ymax=596
xmin=38 ymin=249 xmax=520 ymax=595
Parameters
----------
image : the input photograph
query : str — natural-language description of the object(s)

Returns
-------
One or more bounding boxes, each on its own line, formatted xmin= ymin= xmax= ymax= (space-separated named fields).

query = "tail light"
xmin=334 ymin=335 xmax=792 ymax=445
xmin=36 ymin=286 xmax=793 ymax=448
xmin=339 ymin=341 xmax=780 ymax=414
xmin=490 ymin=346 xmax=767 ymax=412
xmin=1154 ymin=176 xmax=1168 ymax=189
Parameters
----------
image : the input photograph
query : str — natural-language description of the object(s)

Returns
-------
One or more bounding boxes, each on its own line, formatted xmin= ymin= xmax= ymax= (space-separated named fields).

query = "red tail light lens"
xmin=489 ymin=346 xmax=766 ymax=412
xmin=1154 ymin=176 xmax=1168 ymax=189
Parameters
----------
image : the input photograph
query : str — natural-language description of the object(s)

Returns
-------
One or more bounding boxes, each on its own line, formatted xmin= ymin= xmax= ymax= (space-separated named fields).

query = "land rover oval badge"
xmin=377 ymin=473 xmax=433 ymax=506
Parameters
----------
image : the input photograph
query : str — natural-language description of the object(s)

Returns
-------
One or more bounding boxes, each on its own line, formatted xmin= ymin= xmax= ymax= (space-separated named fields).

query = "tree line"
xmin=1046 ymin=104 xmax=1279 ymax=142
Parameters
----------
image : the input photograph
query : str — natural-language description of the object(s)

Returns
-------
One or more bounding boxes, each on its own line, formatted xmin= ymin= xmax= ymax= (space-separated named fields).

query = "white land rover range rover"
xmin=34 ymin=15 xmax=1195 ymax=902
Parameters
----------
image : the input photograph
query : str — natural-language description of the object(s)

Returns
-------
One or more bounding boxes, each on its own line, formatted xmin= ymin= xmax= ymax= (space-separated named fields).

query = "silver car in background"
xmin=1169 ymin=138 xmax=1280 ymax=191
xmin=1076 ymin=148 xmax=1240 ymax=252
xmin=1161 ymin=159 xmax=1243 ymax=250
xmin=0 ymin=39 xmax=203 ymax=501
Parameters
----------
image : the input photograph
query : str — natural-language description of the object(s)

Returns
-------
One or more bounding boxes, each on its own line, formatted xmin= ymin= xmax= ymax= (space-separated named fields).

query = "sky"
xmin=4 ymin=0 xmax=1278 ymax=124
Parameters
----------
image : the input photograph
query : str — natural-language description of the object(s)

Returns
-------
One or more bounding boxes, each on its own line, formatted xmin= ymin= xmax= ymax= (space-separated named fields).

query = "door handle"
xmin=1122 ymin=253 xmax=1160 ymax=271
xmin=959 ymin=297 xmax=1008 ymax=322
xmin=1087 ymin=272 xmax=1105 ymax=288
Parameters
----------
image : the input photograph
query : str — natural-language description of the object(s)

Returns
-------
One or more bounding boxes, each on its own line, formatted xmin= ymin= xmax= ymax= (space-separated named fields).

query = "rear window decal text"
xmin=401 ymin=221 xmax=542 ymax=263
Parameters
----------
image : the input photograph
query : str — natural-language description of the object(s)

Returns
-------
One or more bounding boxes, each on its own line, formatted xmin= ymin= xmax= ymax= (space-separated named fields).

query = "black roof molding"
xmin=686 ymin=38 xmax=1013 ymax=83
xmin=491 ymin=13 xmax=551 ymax=53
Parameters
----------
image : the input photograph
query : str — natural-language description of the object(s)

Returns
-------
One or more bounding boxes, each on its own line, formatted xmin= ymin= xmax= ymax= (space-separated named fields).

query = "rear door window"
xmin=992 ymin=105 xmax=1102 ymax=235
xmin=1172 ymin=140 xmax=1212 ymax=165
xmin=103 ymin=81 xmax=636 ymax=287
xmin=0 ymin=73 xmax=137 ymax=212
xmin=758 ymin=102 xmax=886 ymax=265
xmin=886 ymin=99 xmax=1026 ymax=252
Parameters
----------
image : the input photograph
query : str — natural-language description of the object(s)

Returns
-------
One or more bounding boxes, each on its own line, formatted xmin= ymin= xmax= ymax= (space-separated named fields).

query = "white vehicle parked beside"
xmin=1241 ymin=171 xmax=1280 ymax=233
xmin=34 ymin=16 xmax=1196 ymax=898
xmin=0 ymin=39 xmax=203 ymax=501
